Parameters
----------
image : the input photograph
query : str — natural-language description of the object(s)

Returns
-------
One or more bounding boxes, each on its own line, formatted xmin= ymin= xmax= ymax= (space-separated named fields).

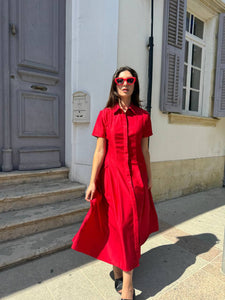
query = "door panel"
xmin=18 ymin=0 xmax=59 ymax=72
xmin=8 ymin=0 xmax=65 ymax=170
xmin=18 ymin=91 xmax=59 ymax=137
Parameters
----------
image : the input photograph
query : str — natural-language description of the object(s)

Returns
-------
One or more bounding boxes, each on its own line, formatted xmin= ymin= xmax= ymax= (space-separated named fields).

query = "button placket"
xmin=125 ymin=113 xmax=140 ymax=253
xmin=124 ymin=113 xmax=130 ymax=178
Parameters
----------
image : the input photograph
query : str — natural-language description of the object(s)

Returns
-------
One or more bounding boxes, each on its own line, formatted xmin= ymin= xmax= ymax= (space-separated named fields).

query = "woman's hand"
xmin=85 ymin=137 xmax=106 ymax=202
xmin=85 ymin=182 xmax=96 ymax=202
xmin=148 ymin=178 xmax=152 ymax=189
xmin=141 ymin=137 xmax=153 ymax=190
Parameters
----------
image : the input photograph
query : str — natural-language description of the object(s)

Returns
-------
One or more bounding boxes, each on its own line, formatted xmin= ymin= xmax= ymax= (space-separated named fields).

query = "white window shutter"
xmin=160 ymin=0 xmax=187 ymax=113
xmin=213 ymin=13 xmax=225 ymax=117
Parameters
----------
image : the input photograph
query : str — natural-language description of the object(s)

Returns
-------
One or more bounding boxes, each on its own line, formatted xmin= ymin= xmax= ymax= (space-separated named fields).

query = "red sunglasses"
xmin=114 ymin=77 xmax=136 ymax=85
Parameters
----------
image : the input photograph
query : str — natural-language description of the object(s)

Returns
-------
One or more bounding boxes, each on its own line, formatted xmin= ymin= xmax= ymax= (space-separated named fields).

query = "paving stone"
xmin=81 ymin=260 xmax=116 ymax=299
xmin=135 ymin=239 xmax=209 ymax=298
xmin=0 ymin=260 xmax=43 ymax=299
xmin=1 ymin=284 xmax=54 ymax=300
xmin=156 ymin=188 xmax=225 ymax=227
xmin=202 ymin=257 xmax=225 ymax=283
xmin=42 ymin=270 xmax=106 ymax=300
xmin=156 ymin=269 xmax=225 ymax=300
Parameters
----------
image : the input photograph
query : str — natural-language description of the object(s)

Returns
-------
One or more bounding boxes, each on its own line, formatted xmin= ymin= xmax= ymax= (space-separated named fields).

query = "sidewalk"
xmin=1 ymin=187 xmax=225 ymax=300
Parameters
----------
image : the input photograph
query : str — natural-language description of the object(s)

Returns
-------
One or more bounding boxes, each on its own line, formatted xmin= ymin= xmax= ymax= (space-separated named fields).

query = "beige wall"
xmin=151 ymin=156 xmax=225 ymax=202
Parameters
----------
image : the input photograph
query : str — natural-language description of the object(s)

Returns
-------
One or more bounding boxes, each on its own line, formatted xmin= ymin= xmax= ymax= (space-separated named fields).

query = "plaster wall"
xmin=117 ymin=0 xmax=151 ymax=107
xmin=65 ymin=0 xmax=119 ymax=184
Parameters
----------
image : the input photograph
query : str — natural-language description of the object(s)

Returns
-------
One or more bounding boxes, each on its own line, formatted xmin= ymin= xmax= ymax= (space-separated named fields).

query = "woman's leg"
xmin=113 ymin=265 xmax=122 ymax=279
xmin=113 ymin=265 xmax=123 ymax=294
xmin=121 ymin=270 xmax=134 ymax=299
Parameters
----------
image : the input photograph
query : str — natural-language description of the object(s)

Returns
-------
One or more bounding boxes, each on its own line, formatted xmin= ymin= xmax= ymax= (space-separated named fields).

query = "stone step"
xmin=0 ymin=198 xmax=89 ymax=242
xmin=0 ymin=167 xmax=69 ymax=186
xmin=0 ymin=223 xmax=81 ymax=270
xmin=0 ymin=179 xmax=86 ymax=212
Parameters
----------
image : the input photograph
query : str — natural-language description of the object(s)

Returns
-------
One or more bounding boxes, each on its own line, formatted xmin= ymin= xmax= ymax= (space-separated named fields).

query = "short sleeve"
xmin=142 ymin=113 xmax=153 ymax=137
xmin=92 ymin=110 xmax=106 ymax=138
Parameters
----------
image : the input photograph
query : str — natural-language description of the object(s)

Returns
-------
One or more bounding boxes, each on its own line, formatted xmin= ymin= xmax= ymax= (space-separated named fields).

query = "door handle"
xmin=10 ymin=24 xmax=17 ymax=36
xmin=31 ymin=85 xmax=48 ymax=92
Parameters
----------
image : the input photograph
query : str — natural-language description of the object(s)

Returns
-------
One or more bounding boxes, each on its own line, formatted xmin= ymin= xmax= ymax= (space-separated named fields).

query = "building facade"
xmin=1 ymin=0 xmax=225 ymax=202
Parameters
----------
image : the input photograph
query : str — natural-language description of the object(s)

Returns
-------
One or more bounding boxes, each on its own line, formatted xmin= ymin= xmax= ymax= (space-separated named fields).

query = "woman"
xmin=72 ymin=66 xmax=159 ymax=300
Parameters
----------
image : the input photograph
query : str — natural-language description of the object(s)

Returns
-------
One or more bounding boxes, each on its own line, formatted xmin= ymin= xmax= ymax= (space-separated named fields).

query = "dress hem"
xmin=71 ymin=225 xmax=159 ymax=272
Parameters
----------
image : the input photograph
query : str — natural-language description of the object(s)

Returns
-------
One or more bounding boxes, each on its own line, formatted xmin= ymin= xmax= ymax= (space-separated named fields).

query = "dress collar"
xmin=112 ymin=103 xmax=137 ymax=115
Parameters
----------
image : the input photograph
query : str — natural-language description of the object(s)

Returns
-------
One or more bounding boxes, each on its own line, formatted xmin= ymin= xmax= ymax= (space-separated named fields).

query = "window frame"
xmin=182 ymin=13 xmax=206 ymax=116
xmin=160 ymin=0 xmax=225 ymax=119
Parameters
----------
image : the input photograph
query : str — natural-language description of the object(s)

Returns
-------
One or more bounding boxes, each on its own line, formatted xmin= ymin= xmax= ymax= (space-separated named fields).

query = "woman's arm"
xmin=85 ymin=137 xmax=106 ymax=201
xmin=141 ymin=137 xmax=152 ymax=189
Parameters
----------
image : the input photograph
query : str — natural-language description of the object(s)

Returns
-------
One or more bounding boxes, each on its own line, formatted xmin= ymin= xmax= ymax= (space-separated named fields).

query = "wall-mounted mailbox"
xmin=72 ymin=91 xmax=90 ymax=123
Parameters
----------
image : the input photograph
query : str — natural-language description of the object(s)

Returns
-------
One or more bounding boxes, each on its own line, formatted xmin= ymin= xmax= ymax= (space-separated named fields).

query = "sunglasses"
xmin=114 ymin=77 xmax=136 ymax=85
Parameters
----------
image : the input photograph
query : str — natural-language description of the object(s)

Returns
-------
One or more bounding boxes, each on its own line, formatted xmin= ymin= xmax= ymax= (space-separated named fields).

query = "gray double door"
xmin=0 ymin=0 xmax=65 ymax=171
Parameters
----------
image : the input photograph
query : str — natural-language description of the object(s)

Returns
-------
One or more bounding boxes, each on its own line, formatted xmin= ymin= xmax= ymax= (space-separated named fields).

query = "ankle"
xmin=121 ymin=287 xmax=134 ymax=299
xmin=114 ymin=273 xmax=123 ymax=280
xmin=126 ymin=286 xmax=133 ymax=290
xmin=122 ymin=285 xmax=133 ymax=292
xmin=113 ymin=266 xmax=122 ymax=279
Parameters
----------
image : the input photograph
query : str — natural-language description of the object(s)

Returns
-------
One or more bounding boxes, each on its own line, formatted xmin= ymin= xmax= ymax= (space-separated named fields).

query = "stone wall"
xmin=151 ymin=156 xmax=225 ymax=201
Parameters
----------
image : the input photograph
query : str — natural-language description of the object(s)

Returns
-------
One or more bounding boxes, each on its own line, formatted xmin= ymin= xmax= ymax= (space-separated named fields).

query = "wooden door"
xmin=1 ymin=0 xmax=65 ymax=171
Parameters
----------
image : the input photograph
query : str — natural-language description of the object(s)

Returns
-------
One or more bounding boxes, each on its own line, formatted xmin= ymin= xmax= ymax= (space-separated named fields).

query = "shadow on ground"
xmin=0 ymin=249 xmax=94 ymax=298
xmin=134 ymin=233 xmax=219 ymax=300
xmin=154 ymin=188 xmax=225 ymax=228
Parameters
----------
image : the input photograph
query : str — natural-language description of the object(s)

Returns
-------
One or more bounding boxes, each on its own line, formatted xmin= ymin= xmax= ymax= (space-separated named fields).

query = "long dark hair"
xmin=105 ymin=66 xmax=140 ymax=108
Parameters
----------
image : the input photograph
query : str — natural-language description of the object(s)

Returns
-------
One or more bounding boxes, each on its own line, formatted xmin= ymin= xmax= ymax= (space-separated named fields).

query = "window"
xmin=160 ymin=0 xmax=225 ymax=118
xmin=183 ymin=13 xmax=205 ymax=115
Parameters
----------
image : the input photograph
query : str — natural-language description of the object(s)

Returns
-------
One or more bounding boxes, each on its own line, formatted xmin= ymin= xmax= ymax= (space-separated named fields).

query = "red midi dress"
xmin=71 ymin=103 xmax=159 ymax=271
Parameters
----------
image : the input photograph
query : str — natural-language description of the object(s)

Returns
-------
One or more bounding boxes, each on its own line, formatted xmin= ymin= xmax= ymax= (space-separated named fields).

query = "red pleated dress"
xmin=71 ymin=103 xmax=159 ymax=271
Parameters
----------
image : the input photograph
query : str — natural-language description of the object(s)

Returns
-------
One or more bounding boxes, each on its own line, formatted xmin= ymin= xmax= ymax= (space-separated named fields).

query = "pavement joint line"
xmin=210 ymin=252 xmax=223 ymax=263
xmin=144 ymin=239 xmax=211 ymax=298
xmin=40 ymin=280 xmax=56 ymax=300
xmin=158 ymin=246 xmax=213 ymax=297
xmin=25 ymin=264 xmax=55 ymax=300
xmin=80 ymin=268 xmax=107 ymax=300
xmin=201 ymin=267 xmax=225 ymax=288
xmin=146 ymin=224 xmax=222 ymax=299
xmin=204 ymin=262 xmax=225 ymax=282
xmin=40 ymin=282 xmax=55 ymax=300
xmin=153 ymin=269 xmax=197 ymax=300
xmin=29 ymin=257 xmax=60 ymax=300
xmin=153 ymin=284 xmax=178 ymax=299
xmin=201 ymin=261 xmax=225 ymax=283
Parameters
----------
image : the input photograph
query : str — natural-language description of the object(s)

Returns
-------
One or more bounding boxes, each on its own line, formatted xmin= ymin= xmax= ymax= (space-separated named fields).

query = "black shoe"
xmin=115 ymin=277 xmax=123 ymax=294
